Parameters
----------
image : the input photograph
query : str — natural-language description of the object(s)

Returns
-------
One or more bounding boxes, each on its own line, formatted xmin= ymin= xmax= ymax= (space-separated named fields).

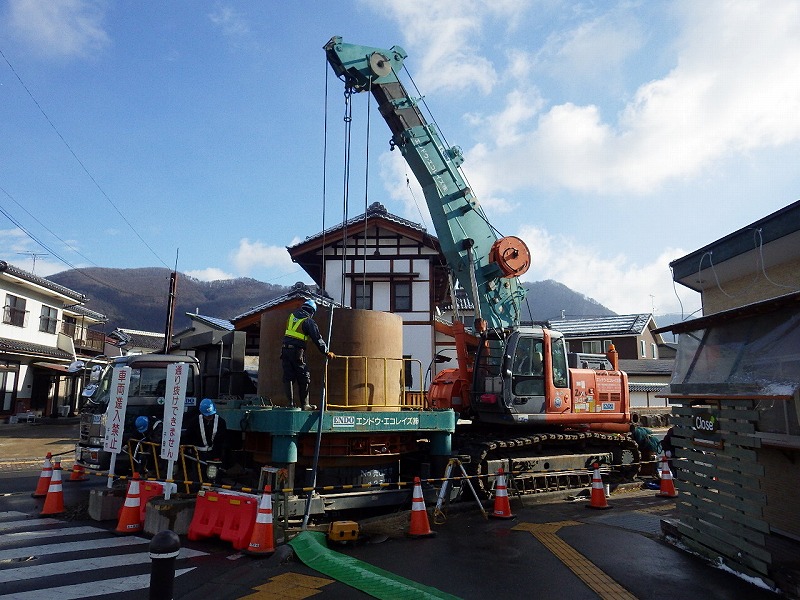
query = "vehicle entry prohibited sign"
xmin=103 ymin=366 xmax=132 ymax=454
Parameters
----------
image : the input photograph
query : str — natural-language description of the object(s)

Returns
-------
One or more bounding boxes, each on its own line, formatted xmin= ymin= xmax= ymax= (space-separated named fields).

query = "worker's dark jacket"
xmin=282 ymin=307 xmax=328 ymax=354
xmin=185 ymin=413 xmax=227 ymax=460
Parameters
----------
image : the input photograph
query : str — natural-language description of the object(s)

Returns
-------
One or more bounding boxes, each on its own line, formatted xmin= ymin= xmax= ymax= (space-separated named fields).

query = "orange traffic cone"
xmin=656 ymin=453 xmax=678 ymax=498
xmin=586 ymin=463 xmax=611 ymax=510
xmin=489 ymin=467 xmax=515 ymax=519
xmin=115 ymin=473 xmax=143 ymax=534
xmin=245 ymin=485 xmax=275 ymax=556
xmin=32 ymin=452 xmax=53 ymax=498
xmin=40 ymin=461 xmax=64 ymax=516
xmin=407 ymin=477 xmax=435 ymax=538
xmin=66 ymin=463 xmax=88 ymax=483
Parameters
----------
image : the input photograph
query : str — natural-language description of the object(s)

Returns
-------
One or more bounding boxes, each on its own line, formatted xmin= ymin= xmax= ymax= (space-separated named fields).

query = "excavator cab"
xmin=470 ymin=327 xmax=570 ymax=424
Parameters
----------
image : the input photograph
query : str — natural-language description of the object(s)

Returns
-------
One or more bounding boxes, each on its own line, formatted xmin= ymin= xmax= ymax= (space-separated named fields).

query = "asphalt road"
xmin=0 ymin=420 xmax=780 ymax=599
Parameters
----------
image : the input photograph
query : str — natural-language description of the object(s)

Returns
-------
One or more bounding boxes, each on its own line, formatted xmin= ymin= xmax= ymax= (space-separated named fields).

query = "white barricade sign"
xmin=103 ymin=366 xmax=131 ymax=488
xmin=160 ymin=363 xmax=188 ymax=499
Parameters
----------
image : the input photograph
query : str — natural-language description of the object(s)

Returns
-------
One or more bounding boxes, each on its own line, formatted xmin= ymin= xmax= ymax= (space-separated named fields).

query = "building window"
xmin=651 ymin=343 xmax=658 ymax=359
xmin=393 ymin=281 xmax=412 ymax=312
xmin=603 ymin=340 xmax=612 ymax=352
xmin=582 ymin=340 xmax=603 ymax=354
xmin=40 ymin=305 xmax=58 ymax=334
xmin=353 ymin=282 xmax=373 ymax=310
xmin=0 ymin=361 xmax=19 ymax=412
xmin=640 ymin=339 xmax=646 ymax=358
xmin=3 ymin=294 xmax=26 ymax=327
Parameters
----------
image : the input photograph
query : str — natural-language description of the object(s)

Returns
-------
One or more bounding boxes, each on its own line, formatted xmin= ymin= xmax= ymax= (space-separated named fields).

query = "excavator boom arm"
xmin=324 ymin=37 xmax=527 ymax=330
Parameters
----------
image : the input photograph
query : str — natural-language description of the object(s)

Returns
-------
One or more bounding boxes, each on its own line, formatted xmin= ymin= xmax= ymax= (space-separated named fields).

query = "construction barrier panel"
xmin=188 ymin=489 xmax=258 ymax=550
xmin=139 ymin=481 xmax=178 ymax=524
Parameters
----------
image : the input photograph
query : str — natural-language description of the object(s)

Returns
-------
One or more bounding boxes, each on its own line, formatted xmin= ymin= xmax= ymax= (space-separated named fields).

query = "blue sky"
xmin=2 ymin=1 xmax=799 ymax=319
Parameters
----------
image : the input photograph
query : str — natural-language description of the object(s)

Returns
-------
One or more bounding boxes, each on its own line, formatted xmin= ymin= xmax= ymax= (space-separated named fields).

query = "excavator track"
xmin=454 ymin=431 xmax=641 ymax=498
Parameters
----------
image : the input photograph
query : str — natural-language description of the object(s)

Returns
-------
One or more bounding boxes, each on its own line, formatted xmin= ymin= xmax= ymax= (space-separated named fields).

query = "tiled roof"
xmin=548 ymin=314 xmax=652 ymax=337
xmin=110 ymin=329 xmax=165 ymax=350
xmin=288 ymin=202 xmax=430 ymax=249
xmin=1 ymin=261 xmax=86 ymax=302
xmin=0 ymin=337 xmax=73 ymax=360
xmin=439 ymin=288 xmax=475 ymax=311
xmin=65 ymin=304 xmax=107 ymax=322
xmin=232 ymin=282 xmax=342 ymax=321
xmin=186 ymin=313 xmax=234 ymax=331
xmin=619 ymin=359 xmax=674 ymax=375
xmin=629 ymin=382 xmax=668 ymax=392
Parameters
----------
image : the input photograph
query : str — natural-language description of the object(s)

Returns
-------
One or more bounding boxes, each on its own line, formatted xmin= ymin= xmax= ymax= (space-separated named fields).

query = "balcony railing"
xmin=61 ymin=322 xmax=105 ymax=351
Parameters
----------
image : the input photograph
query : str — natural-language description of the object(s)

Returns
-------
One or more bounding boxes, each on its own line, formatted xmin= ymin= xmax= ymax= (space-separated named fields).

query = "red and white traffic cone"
xmin=32 ymin=452 xmax=53 ymax=498
xmin=586 ymin=463 xmax=611 ymax=510
xmin=115 ymin=473 xmax=143 ymax=534
xmin=40 ymin=461 xmax=65 ymax=516
xmin=407 ymin=477 xmax=435 ymax=538
xmin=656 ymin=453 xmax=678 ymax=498
xmin=245 ymin=485 xmax=275 ymax=556
xmin=66 ymin=463 xmax=88 ymax=483
xmin=489 ymin=467 xmax=515 ymax=519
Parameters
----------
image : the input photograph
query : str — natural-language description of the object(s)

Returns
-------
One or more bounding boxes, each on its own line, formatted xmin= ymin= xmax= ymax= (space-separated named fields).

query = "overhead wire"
xmin=0 ymin=184 xmax=100 ymax=269
xmin=338 ymin=88 xmax=354 ymax=307
xmin=0 ymin=194 xmax=135 ymax=295
xmin=361 ymin=78 xmax=372 ymax=306
xmin=755 ymin=228 xmax=798 ymax=291
xmin=0 ymin=46 xmax=170 ymax=270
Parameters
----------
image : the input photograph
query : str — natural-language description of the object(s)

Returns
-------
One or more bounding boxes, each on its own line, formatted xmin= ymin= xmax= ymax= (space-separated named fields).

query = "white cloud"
xmin=380 ymin=1 xmax=499 ymax=94
xmin=468 ymin=0 xmax=800 ymax=196
xmin=7 ymin=0 xmax=110 ymax=59
xmin=208 ymin=5 xmax=250 ymax=39
xmin=185 ymin=267 xmax=234 ymax=281
xmin=534 ymin=11 xmax=644 ymax=81
xmin=518 ymin=225 xmax=701 ymax=316
xmin=231 ymin=238 xmax=294 ymax=275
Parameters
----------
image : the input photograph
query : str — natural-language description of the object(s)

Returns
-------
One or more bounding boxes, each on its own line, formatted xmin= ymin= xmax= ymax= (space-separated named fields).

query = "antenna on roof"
xmin=17 ymin=251 xmax=47 ymax=273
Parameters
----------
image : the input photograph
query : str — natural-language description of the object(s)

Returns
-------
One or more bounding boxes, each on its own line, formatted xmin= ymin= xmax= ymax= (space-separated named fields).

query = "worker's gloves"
xmin=326 ymin=352 xmax=336 ymax=359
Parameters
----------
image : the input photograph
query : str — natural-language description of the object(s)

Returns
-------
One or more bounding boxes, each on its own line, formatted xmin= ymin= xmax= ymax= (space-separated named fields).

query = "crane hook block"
xmin=489 ymin=236 xmax=531 ymax=278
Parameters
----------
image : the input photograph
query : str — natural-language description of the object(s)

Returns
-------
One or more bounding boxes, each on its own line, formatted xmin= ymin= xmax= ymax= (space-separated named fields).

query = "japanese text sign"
xmin=103 ymin=366 xmax=132 ymax=454
xmin=160 ymin=362 xmax=188 ymax=461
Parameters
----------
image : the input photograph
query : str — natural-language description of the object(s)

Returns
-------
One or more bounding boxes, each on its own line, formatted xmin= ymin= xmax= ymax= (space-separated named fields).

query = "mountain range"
xmin=47 ymin=267 xmax=618 ymax=333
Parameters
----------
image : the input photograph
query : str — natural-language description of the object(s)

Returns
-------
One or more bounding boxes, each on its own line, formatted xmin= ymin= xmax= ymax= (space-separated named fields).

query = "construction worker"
xmin=132 ymin=415 xmax=163 ymax=477
xmin=186 ymin=398 xmax=227 ymax=463
xmin=281 ymin=299 xmax=334 ymax=410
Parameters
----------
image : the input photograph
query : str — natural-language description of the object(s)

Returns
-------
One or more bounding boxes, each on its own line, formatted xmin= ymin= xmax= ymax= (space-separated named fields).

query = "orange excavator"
xmin=325 ymin=37 xmax=645 ymax=487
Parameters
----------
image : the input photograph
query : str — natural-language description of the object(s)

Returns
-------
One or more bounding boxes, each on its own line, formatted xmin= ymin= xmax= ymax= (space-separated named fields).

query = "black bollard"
xmin=149 ymin=529 xmax=181 ymax=600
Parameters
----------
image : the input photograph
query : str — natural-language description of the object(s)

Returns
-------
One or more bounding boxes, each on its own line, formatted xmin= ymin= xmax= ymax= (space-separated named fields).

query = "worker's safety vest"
xmin=284 ymin=314 xmax=309 ymax=342
xmin=197 ymin=414 xmax=219 ymax=452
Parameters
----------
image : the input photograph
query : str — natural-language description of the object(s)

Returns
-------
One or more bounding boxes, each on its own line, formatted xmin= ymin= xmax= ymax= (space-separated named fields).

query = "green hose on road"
xmin=288 ymin=531 xmax=461 ymax=600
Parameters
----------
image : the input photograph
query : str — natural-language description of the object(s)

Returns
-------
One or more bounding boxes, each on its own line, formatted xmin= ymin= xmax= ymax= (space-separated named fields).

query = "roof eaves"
xmin=0 ymin=261 xmax=86 ymax=303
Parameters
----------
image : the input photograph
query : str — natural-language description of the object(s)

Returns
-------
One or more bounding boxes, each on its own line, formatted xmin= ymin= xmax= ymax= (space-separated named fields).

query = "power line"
xmin=0 ymin=46 xmax=170 ymax=269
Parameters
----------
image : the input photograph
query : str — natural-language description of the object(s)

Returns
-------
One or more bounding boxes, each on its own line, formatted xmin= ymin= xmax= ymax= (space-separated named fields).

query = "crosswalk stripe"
xmin=0 ymin=568 xmax=194 ymax=599
xmin=0 ymin=535 xmax=146 ymax=561
xmin=0 ymin=518 xmax=61 ymax=532
xmin=5 ymin=525 xmax=107 ymax=540
xmin=0 ymin=547 xmax=207 ymax=583
xmin=0 ymin=511 xmax=29 ymax=519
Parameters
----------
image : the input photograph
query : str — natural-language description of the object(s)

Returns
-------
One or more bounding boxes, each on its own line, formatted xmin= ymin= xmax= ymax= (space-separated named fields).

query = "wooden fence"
xmin=670 ymin=398 xmax=773 ymax=585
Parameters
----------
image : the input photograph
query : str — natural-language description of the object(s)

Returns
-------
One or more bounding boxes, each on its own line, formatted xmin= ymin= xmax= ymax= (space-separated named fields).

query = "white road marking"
xmin=0 ymin=568 xmax=194 ymax=599
xmin=0 ymin=518 xmax=61 ymax=532
xmin=0 ymin=547 xmax=206 ymax=583
xmin=0 ymin=535 xmax=146 ymax=561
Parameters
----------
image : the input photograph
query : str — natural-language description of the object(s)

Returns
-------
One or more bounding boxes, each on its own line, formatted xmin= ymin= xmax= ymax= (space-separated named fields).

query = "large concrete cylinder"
xmin=259 ymin=306 xmax=404 ymax=411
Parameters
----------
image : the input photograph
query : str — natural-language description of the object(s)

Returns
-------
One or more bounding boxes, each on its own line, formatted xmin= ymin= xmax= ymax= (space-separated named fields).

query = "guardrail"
xmin=325 ymin=355 xmax=426 ymax=410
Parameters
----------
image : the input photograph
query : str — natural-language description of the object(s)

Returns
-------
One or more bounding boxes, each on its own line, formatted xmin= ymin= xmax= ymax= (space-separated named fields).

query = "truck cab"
xmin=76 ymin=354 xmax=201 ymax=470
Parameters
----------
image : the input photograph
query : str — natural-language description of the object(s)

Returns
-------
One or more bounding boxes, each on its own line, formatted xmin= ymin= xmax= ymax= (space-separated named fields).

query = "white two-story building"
xmin=0 ymin=261 xmax=106 ymax=420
